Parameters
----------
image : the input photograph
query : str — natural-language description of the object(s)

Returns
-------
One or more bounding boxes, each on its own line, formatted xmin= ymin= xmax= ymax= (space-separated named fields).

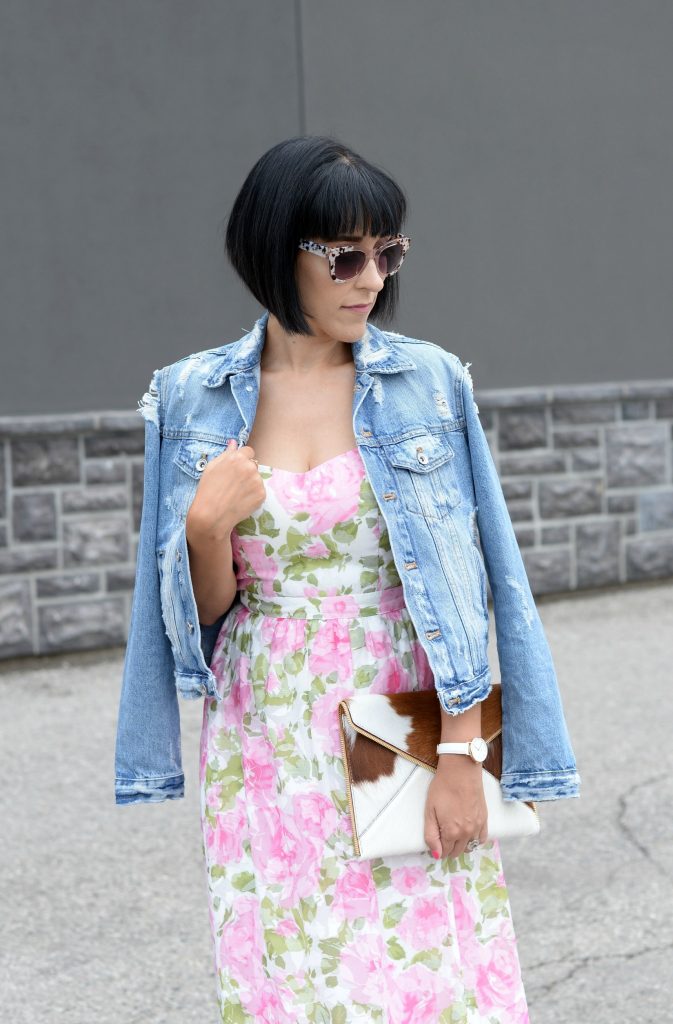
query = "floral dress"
xmin=199 ymin=445 xmax=530 ymax=1024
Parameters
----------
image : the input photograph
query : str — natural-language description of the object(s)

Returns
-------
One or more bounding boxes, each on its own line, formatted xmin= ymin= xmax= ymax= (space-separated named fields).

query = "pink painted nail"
xmin=431 ymin=849 xmax=440 ymax=859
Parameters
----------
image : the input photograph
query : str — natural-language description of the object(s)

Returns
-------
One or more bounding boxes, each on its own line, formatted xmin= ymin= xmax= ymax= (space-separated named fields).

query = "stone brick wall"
xmin=477 ymin=380 xmax=673 ymax=594
xmin=1 ymin=379 xmax=672 ymax=660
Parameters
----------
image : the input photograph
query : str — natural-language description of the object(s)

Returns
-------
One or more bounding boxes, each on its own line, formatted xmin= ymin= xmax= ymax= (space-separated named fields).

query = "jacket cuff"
xmin=115 ymin=773 xmax=185 ymax=805
xmin=499 ymin=769 xmax=581 ymax=802
xmin=435 ymin=667 xmax=492 ymax=715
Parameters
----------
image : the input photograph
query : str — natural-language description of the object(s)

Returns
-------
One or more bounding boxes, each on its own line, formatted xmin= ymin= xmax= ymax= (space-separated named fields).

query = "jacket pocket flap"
xmin=173 ymin=438 xmax=229 ymax=479
xmin=384 ymin=433 xmax=455 ymax=472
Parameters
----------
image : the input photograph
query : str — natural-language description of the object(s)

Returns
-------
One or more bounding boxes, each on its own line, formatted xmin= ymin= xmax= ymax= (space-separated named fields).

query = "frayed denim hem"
xmin=500 ymin=769 xmax=581 ymax=802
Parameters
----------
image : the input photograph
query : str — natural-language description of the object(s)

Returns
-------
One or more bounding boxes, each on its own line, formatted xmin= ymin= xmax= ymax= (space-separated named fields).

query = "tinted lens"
xmin=333 ymin=250 xmax=367 ymax=280
xmin=377 ymin=242 xmax=404 ymax=276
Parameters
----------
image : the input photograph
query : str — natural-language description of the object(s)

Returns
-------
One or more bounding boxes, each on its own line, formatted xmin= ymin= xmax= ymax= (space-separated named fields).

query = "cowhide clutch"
xmin=338 ymin=683 xmax=540 ymax=860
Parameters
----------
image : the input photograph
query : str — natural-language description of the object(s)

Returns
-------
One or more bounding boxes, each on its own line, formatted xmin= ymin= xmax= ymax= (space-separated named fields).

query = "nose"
xmin=359 ymin=254 xmax=386 ymax=289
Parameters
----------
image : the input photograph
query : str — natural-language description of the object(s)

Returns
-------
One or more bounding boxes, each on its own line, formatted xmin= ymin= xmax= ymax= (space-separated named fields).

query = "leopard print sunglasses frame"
xmin=297 ymin=233 xmax=411 ymax=283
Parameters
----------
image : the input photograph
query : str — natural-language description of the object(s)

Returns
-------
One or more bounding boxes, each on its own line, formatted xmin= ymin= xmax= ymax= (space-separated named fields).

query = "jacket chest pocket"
xmin=383 ymin=432 xmax=462 ymax=519
xmin=170 ymin=437 xmax=231 ymax=519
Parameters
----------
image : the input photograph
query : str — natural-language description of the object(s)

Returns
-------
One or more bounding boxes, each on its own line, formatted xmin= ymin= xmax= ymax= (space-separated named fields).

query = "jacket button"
xmin=175 ymin=550 xmax=182 ymax=562
xmin=361 ymin=428 xmax=372 ymax=436
xmin=195 ymin=455 xmax=208 ymax=471
xmin=187 ymin=621 xmax=195 ymax=633
xmin=417 ymin=452 xmax=429 ymax=465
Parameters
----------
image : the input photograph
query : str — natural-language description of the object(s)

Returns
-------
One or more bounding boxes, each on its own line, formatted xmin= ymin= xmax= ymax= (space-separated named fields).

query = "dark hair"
xmin=224 ymin=135 xmax=408 ymax=335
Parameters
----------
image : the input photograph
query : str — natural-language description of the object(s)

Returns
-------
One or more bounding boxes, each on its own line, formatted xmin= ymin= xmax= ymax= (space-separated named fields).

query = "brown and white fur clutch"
xmin=338 ymin=683 xmax=540 ymax=859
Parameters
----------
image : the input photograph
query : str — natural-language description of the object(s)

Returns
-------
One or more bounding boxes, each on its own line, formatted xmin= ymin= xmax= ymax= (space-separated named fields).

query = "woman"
xmin=115 ymin=134 xmax=580 ymax=1022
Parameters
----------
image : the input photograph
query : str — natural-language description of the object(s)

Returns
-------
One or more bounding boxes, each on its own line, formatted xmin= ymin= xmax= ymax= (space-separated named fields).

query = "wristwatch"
xmin=436 ymin=737 xmax=489 ymax=763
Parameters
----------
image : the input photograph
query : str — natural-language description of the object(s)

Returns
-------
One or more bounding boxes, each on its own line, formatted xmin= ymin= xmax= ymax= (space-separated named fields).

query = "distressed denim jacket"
xmin=114 ymin=309 xmax=580 ymax=806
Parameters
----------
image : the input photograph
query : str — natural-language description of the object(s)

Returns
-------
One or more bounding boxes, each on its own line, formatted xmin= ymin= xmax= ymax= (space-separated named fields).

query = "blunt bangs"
xmin=224 ymin=135 xmax=408 ymax=335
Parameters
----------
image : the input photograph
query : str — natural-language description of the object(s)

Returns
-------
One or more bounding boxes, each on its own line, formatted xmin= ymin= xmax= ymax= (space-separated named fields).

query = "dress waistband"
xmin=238 ymin=584 xmax=407 ymax=619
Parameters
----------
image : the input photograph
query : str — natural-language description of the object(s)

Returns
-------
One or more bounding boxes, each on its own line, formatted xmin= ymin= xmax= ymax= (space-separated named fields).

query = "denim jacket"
xmin=114 ymin=309 xmax=580 ymax=806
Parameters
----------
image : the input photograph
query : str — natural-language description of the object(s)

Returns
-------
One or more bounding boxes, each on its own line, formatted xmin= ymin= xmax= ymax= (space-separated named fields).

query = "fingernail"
xmin=431 ymin=849 xmax=440 ymax=859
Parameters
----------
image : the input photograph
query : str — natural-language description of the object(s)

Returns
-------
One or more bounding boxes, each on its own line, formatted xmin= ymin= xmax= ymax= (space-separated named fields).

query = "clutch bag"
xmin=338 ymin=682 xmax=540 ymax=860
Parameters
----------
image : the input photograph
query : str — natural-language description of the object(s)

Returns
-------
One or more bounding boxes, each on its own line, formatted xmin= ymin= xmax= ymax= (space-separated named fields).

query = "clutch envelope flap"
xmin=340 ymin=684 xmax=504 ymax=773
xmin=337 ymin=684 xmax=539 ymax=858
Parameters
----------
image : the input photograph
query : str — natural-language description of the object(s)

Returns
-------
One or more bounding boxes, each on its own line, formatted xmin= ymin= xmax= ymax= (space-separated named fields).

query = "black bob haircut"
xmin=224 ymin=135 xmax=408 ymax=336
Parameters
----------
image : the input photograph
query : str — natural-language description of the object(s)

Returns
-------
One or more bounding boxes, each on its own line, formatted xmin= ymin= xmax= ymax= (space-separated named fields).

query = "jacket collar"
xmin=202 ymin=308 xmax=416 ymax=387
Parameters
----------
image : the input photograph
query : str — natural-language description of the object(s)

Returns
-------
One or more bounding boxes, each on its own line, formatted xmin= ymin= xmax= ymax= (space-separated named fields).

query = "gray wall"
xmin=2 ymin=1 xmax=672 ymax=417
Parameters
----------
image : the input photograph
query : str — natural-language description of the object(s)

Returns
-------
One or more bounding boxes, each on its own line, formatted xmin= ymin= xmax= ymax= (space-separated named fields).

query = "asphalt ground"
xmin=1 ymin=579 xmax=671 ymax=1023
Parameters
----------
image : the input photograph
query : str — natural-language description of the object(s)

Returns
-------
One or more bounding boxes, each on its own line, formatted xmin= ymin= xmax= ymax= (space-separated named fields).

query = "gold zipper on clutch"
xmin=338 ymin=708 xmax=361 ymax=856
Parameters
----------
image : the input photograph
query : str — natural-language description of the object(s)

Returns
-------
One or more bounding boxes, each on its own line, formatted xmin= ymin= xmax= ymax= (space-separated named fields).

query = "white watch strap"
xmin=436 ymin=742 xmax=471 ymax=755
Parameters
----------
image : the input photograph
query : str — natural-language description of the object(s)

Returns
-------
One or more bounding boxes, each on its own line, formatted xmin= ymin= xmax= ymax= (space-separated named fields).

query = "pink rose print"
xmin=249 ymin=803 xmax=323 ymax=907
xmin=411 ymin=639 xmax=434 ymax=687
xmin=275 ymin=918 xmax=299 ymax=937
xmin=365 ymin=628 xmax=393 ymax=660
xmin=308 ymin=619 xmax=353 ymax=681
xmin=450 ymin=875 xmax=480 ymax=989
xmin=320 ymin=591 xmax=361 ymax=618
xmin=339 ymin=931 xmax=387 ymax=1007
xmin=261 ymin=615 xmax=307 ymax=657
xmin=218 ymin=895 xmax=265 ymax=987
xmin=265 ymin=667 xmax=281 ymax=692
xmin=206 ymin=782 xmax=223 ymax=810
xmin=236 ymin=654 xmax=254 ymax=716
xmin=241 ymin=733 xmax=277 ymax=800
xmin=339 ymin=811 xmax=353 ymax=836
xmin=390 ymin=865 xmax=429 ymax=895
xmin=370 ymin=655 xmax=413 ymax=694
xmin=386 ymin=961 xmax=457 ymax=1024
xmin=234 ymin=537 xmax=279 ymax=597
xmin=475 ymin=926 xmax=527 ymax=1015
xmin=205 ymin=798 xmax=247 ymax=863
xmin=243 ymin=978 xmax=296 ymax=1023
xmin=310 ymin=684 xmax=355 ymax=756
xmin=331 ymin=861 xmax=378 ymax=922
xmin=397 ymin=894 xmax=450 ymax=950
xmin=293 ymin=789 xmax=339 ymax=842
xmin=378 ymin=585 xmax=405 ymax=618
xmin=304 ymin=539 xmax=330 ymax=558
xmin=269 ymin=454 xmax=363 ymax=534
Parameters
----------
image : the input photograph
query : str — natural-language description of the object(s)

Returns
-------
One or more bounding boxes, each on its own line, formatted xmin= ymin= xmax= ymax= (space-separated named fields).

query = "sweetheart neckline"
xmin=254 ymin=446 xmax=360 ymax=475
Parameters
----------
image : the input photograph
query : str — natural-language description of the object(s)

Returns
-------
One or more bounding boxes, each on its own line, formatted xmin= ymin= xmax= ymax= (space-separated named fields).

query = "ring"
xmin=466 ymin=838 xmax=480 ymax=851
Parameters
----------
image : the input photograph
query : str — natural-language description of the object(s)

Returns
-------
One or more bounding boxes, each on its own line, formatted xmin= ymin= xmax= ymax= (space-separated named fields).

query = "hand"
xmin=424 ymin=756 xmax=488 ymax=860
xmin=186 ymin=439 xmax=266 ymax=543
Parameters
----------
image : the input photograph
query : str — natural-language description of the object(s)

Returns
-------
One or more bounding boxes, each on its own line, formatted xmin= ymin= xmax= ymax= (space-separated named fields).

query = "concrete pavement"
xmin=1 ymin=580 xmax=671 ymax=1023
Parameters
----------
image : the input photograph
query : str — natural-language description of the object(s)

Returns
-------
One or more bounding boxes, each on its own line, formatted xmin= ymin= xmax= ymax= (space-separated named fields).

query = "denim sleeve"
xmin=114 ymin=368 xmax=185 ymax=805
xmin=458 ymin=359 xmax=581 ymax=801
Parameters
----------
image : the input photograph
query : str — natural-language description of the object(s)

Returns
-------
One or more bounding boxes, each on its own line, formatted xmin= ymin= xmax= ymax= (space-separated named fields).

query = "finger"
xmin=424 ymin=807 xmax=443 ymax=860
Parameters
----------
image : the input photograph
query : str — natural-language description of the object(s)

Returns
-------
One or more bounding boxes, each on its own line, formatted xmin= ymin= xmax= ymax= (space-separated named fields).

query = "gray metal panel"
xmin=302 ymin=0 xmax=673 ymax=387
xmin=1 ymin=1 xmax=672 ymax=414
xmin=0 ymin=1 xmax=301 ymax=414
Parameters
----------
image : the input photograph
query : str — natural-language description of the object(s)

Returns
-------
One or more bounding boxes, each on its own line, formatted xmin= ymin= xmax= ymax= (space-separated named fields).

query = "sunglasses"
xmin=297 ymin=233 xmax=411 ymax=283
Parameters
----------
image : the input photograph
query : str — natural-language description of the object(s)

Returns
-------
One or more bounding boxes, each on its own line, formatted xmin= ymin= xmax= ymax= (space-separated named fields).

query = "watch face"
xmin=470 ymin=738 xmax=488 ymax=763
